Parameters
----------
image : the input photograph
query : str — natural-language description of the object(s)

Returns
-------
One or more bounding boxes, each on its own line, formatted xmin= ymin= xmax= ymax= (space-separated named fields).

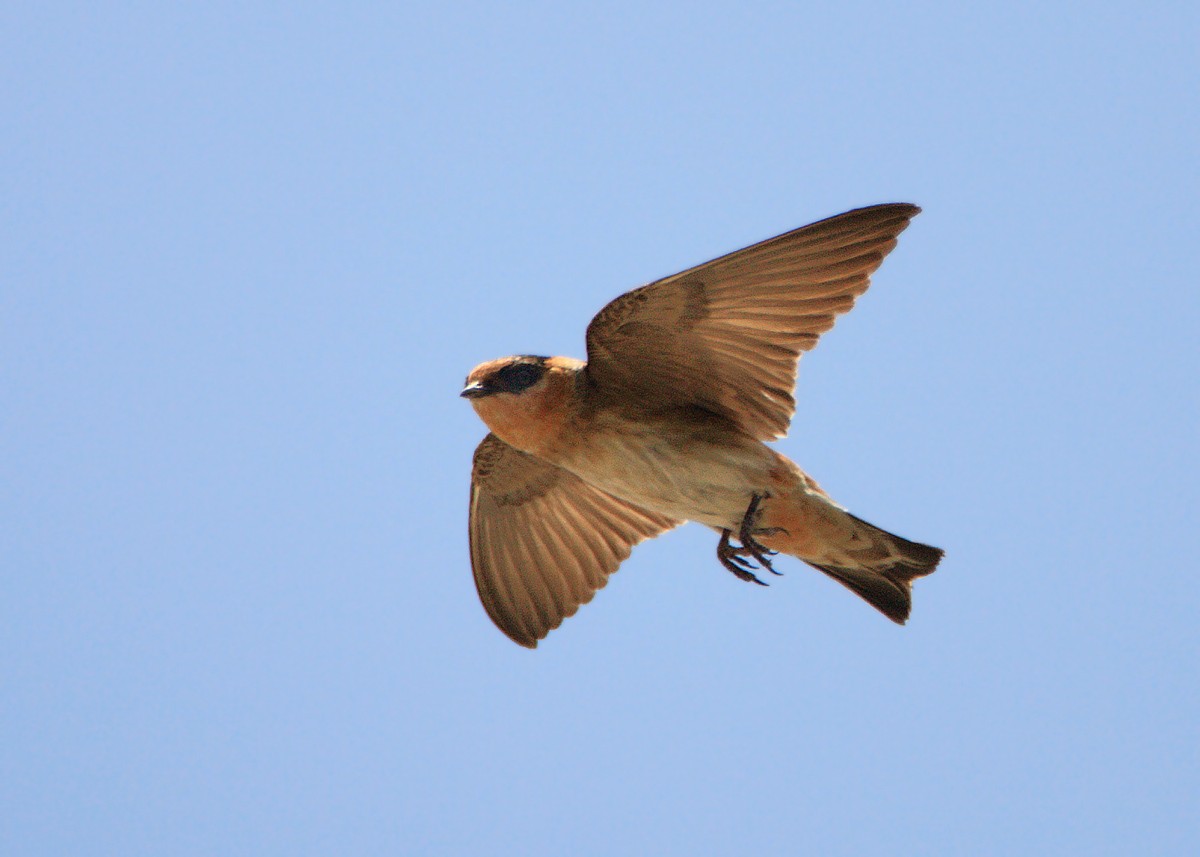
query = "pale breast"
xmin=549 ymin=411 xmax=783 ymax=529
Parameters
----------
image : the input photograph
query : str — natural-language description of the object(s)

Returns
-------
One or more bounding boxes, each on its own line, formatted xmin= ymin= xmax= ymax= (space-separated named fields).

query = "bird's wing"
xmin=469 ymin=433 xmax=680 ymax=648
xmin=585 ymin=203 xmax=920 ymax=440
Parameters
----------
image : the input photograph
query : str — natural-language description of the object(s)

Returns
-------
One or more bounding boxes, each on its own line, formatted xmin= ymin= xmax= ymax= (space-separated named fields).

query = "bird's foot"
xmin=717 ymin=529 xmax=768 ymax=585
xmin=740 ymin=492 xmax=786 ymax=575
xmin=716 ymin=493 xmax=789 ymax=584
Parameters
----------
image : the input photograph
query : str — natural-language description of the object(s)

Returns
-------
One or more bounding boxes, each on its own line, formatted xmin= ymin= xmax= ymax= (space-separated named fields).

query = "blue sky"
xmin=3 ymin=3 xmax=1197 ymax=855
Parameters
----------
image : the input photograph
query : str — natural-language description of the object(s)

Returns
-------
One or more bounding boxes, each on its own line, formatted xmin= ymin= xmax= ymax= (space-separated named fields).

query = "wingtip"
xmin=850 ymin=201 xmax=921 ymax=215
xmin=886 ymin=202 xmax=921 ymax=220
xmin=502 ymin=627 xmax=540 ymax=649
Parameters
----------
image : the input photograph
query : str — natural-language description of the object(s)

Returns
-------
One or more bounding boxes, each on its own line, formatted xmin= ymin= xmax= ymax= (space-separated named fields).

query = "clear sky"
xmin=3 ymin=3 xmax=1197 ymax=855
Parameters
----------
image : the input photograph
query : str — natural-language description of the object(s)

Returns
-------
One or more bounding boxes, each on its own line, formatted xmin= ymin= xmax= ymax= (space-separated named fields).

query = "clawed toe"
xmin=717 ymin=531 xmax=768 ymax=585
xmin=715 ymin=493 xmax=788 ymax=585
xmin=739 ymin=494 xmax=784 ymax=575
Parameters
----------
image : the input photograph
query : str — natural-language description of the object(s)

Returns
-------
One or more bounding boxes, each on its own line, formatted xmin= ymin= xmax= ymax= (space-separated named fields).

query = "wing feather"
xmin=468 ymin=434 xmax=679 ymax=647
xmin=585 ymin=203 xmax=920 ymax=439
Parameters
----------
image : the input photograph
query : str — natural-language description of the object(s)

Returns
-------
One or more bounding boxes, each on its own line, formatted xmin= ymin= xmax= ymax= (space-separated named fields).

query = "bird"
xmin=461 ymin=203 xmax=943 ymax=648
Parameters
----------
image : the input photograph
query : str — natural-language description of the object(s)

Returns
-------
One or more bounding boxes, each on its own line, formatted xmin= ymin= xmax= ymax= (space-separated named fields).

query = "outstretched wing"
xmin=585 ymin=203 xmax=921 ymax=439
xmin=468 ymin=433 xmax=679 ymax=648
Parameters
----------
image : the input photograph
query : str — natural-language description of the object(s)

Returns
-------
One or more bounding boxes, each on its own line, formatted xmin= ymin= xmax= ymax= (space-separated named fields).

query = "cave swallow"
xmin=462 ymin=203 xmax=943 ymax=647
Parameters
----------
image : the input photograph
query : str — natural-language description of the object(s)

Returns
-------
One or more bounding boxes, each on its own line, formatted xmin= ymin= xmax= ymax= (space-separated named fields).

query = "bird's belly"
xmin=553 ymin=422 xmax=783 ymax=530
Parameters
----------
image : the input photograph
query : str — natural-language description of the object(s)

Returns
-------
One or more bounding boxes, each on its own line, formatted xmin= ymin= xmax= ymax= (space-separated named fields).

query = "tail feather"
xmin=756 ymin=486 xmax=944 ymax=623
xmin=807 ymin=514 xmax=944 ymax=624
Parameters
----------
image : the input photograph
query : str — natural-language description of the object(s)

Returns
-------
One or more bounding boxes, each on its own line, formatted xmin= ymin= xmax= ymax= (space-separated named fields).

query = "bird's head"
xmin=461 ymin=355 xmax=585 ymax=455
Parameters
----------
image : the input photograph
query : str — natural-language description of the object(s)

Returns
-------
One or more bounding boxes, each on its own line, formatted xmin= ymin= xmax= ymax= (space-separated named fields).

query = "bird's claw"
xmin=717 ymin=532 xmax=769 ymax=585
xmin=716 ymin=493 xmax=790 ymax=584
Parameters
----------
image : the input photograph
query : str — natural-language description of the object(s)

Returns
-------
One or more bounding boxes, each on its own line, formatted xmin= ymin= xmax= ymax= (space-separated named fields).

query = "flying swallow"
xmin=462 ymin=203 xmax=943 ymax=647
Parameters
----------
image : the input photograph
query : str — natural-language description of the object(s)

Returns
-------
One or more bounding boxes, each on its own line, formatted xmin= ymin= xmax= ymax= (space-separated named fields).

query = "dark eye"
xmin=495 ymin=362 xmax=545 ymax=394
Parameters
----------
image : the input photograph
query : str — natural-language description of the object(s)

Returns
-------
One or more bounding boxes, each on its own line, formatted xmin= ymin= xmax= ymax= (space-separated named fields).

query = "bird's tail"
xmin=757 ymin=497 xmax=943 ymax=624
